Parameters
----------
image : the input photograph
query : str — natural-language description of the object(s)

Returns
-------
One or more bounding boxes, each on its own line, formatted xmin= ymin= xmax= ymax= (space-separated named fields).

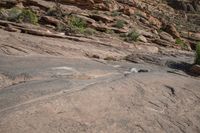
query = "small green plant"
xmin=67 ymin=16 xmax=87 ymax=34
xmin=125 ymin=31 xmax=140 ymax=42
xmin=111 ymin=11 xmax=121 ymax=17
xmin=68 ymin=16 xmax=86 ymax=29
xmin=7 ymin=8 xmax=22 ymax=21
xmin=106 ymin=29 xmax=115 ymax=34
xmin=47 ymin=1 xmax=64 ymax=19
xmin=56 ymin=23 xmax=67 ymax=32
xmin=0 ymin=8 xmax=38 ymax=24
xmin=195 ymin=43 xmax=200 ymax=65
xmin=114 ymin=20 xmax=125 ymax=29
xmin=84 ymin=28 xmax=97 ymax=35
xmin=19 ymin=9 xmax=38 ymax=24
xmin=175 ymin=38 xmax=187 ymax=49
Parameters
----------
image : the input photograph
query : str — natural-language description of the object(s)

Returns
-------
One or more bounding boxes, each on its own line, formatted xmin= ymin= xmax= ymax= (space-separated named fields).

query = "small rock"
xmin=41 ymin=16 xmax=63 ymax=26
xmin=135 ymin=45 xmax=159 ymax=54
xmin=190 ymin=65 xmax=200 ymax=75
xmin=130 ymin=68 xmax=138 ymax=73
xmin=4 ymin=25 xmax=20 ymax=32
xmin=138 ymin=35 xmax=148 ymax=43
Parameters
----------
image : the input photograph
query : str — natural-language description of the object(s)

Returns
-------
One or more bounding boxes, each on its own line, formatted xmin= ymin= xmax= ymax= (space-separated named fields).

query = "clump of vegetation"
xmin=195 ymin=43 xmax=200 ymax=65
xmin=47 ymin=0 xmax=65 ymax=19
xmin=114 ymin=20 xmax=125 ymax=29
xmin=0 ymin=7 xmax=38 ymax=24
xmin=106 ymin=29 xmax=115 ymax=34
xmin=175 ymin=38 xmax=188 ymax=49
xmin=124 ymin=31 xmax=140 ymax=42
xmin=84 ymin=28 xmax=97 ymax=35
xmin=111 ymin=11 xmax=121 ymax=17
xmin=19 ymin=9 xmax=38 ymax=24
xmin=56 ymin=23 xmax=67 ymax=32
xmin=67 ymin=16 xmax=97 ymax=35
xmin=68 ymin=16 xmax=87 ymax=34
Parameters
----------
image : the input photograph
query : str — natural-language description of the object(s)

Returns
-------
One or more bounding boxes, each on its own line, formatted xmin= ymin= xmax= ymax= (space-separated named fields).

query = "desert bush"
xmin=124 ymin=31 xmax=140 ymax=42
xmin=84 ymin=28 xmax=97 ymax=35
xmin=111 ymin=11 xmax=121 ymax=17
xmin=106 ymin=29 xmax=115 ymax=34
xmin=175 ymin=38 xmax=187 ymax=49
xmin=195 ymin=43 xmax=200 ymax=65
xmin=114 ymin=20 xmax=125 ymax=28
xmin=68 ymin=16 xmax=87 ymax=34
xmin=0 ymin=8 xmax=38 ymax=24
xmin=47 ymin=1 xmax=64 ymax=19
xmin=19 ymin=9 xmax=38 ymax=24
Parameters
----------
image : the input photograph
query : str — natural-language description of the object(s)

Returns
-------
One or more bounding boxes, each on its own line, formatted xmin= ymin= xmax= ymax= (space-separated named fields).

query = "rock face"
xmin=0 ymin=0 xmax=200 ymax=49
xmin=167 ymin=0 xmax=200 ymax=12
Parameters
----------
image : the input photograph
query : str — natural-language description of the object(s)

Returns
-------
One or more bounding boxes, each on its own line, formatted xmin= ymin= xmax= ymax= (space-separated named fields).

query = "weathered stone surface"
xmin=89 ymin=14 xmax=113 ymax=23
xmin=159 ymin=31 xmax=175 ymax=43
xmin=41 ymin=16 xmax=63 ymax=26
xmin=138 ymin=35 xmax=148 ymax=43
xmin=190 ymin=64 xmax=200 ymax=75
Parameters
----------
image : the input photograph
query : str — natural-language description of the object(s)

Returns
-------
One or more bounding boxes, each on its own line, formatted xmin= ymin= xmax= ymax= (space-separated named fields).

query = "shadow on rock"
xmin=166 ymin=61 xmax=199 ymax=77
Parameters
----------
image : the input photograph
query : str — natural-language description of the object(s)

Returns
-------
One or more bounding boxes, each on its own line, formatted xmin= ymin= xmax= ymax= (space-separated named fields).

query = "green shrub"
xmin=195 ymin=43 xmax=200 ymax=65
xmin=19 ymin=9 xmax=38 ymax=24
xmin=0 ymin=8 xmax=38 ymax=24
xmin=68 ymin=16 xmax=86 ymax=28
xmin=111 ymin=11 xmax=121 ymax=17
xmin=106 ymin=29 xmax=115 ymax=34
xmin=68 ymin=16 xmax=87 ymax=34
xmin=125 ymin=31 xmax=140 ymax=42
xmin=114 ymin=20 xmax=125 ymax=29
xmin=7 ymin=8 xmax=22 ymax=21
xmin=175 ymin=38 xmax=187 ymax=49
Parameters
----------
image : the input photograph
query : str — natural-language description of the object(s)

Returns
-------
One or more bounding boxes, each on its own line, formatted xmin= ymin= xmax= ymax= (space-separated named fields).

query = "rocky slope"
xmin=0 ymin=0 xmax=200 ymax=50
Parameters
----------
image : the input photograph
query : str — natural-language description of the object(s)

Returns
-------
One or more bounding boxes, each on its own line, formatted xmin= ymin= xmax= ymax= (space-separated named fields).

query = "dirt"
xmin=0 ymin=27 xmax=200 ymax=133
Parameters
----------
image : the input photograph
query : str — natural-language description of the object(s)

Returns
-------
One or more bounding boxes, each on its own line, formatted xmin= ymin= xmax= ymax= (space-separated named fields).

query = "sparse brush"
xmin=114 ymin=20 xmax=125 ymax=29
xmin=84 ymin=28 xmax=97 ymax=35
xmin=67 ymin=16 xmax=87 ymax=34
xmin=124 ymin=31 xmax=140 ymax=42
xmin=175 ymin=38 xmax=187 ymax=49
xmin=0 ymin=8 xmax=38 ymax=24
xmin=47 ymin=0 xmax=64 ymax=19
xmin=19 ymin=9 xmax=38 ymax=24
xmin=111 ymin=11 xmax=121 ymax=17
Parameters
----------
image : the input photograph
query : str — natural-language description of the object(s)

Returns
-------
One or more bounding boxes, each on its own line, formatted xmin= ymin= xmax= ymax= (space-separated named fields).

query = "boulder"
xmin=164 ymin=24 xmax=180 ymax=38
xmin=153 ymin=38 xmax=172 ymax=47
xmin=138 ymin=35 xmax=148 ymax=43
xmin=120 ymin=6 xmax=135 ymax=16
xmin=136 ymin=29 xmax=154 ymax=38
xmin=159 ymin=31 xmax=175 ymax=43
xmin=41 ymin=16 xmax=63 ymax=26
xmin=148 ymin=16 xmax=162 ymax=28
